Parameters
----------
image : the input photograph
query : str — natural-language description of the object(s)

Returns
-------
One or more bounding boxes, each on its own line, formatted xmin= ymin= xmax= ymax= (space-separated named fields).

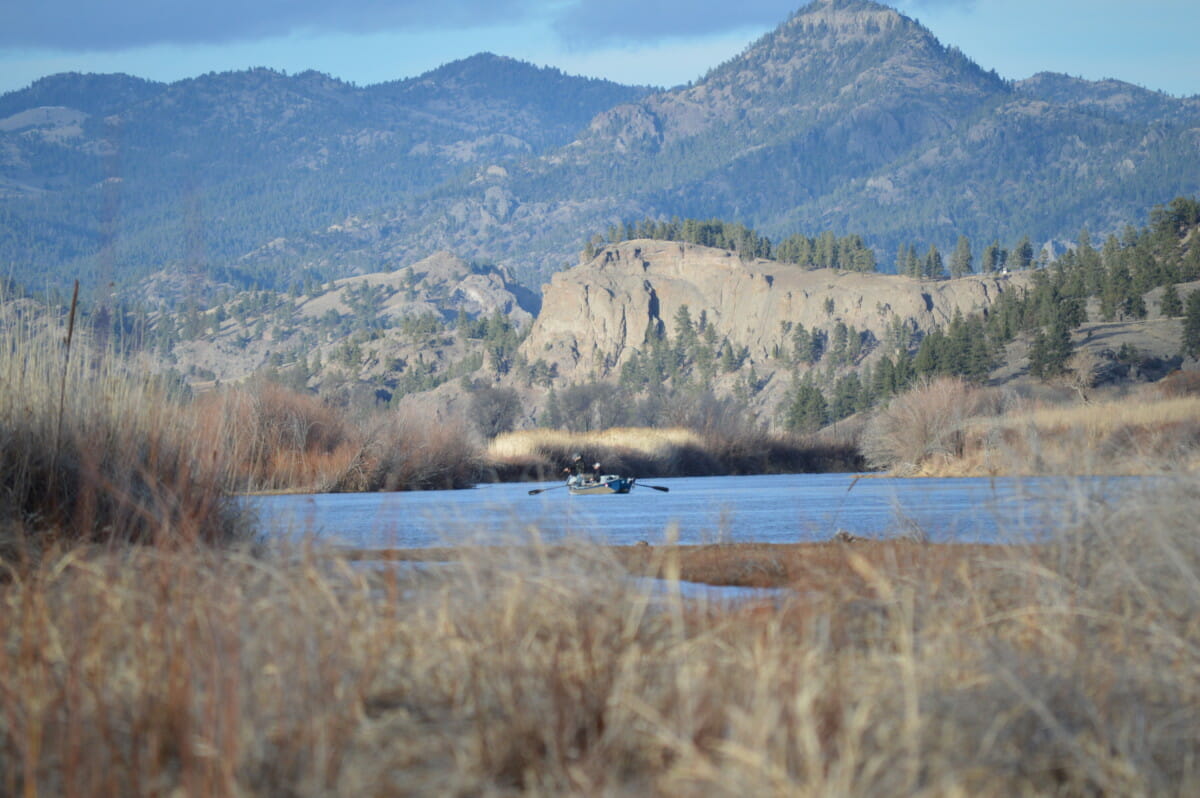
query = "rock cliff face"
xmin=521 ymin=239 xmax=1020 ymax=379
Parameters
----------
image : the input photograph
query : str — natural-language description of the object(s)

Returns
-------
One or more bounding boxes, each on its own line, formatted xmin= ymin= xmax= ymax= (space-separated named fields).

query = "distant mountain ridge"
xmin=1 ymin=0 xmax=1198 ymax=298
xmin=0 ymin=56 xmax=652 ymax=293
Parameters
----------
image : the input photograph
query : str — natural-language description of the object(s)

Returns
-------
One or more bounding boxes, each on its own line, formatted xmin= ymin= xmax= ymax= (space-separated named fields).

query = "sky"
xmin=1 ymin=0 xmax=1198 ymax=98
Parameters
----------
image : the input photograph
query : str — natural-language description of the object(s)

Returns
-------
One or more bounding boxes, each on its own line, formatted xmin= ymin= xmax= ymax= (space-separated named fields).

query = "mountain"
xmin=1 ymin=0 xmax=1199 ymax=298
xmin=0 ymin=57 xmax=651 ymax=294
xmin=235 ymin=0 xmax=1200 ymax=289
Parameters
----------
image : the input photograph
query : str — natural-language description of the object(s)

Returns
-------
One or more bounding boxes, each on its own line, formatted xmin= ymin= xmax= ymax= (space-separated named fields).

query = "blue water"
xmin=247 ymin=473 xmax=1146 ymax=549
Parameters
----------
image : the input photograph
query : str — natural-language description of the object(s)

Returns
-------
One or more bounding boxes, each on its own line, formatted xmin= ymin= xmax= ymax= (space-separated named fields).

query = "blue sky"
xmin=1 ymin=0 xmax=1198 ymax=98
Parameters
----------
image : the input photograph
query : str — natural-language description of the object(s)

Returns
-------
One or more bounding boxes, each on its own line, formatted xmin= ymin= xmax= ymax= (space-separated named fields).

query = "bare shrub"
xmin=468 ymin=385 xmax=522 ymax=439
xmin=199 ymin=381 xmax=360 ymax=492
xmin=861 ymin=377 xmax=1001 ymax=473
xmin=337 ymin=413 xmax=484 ymax=491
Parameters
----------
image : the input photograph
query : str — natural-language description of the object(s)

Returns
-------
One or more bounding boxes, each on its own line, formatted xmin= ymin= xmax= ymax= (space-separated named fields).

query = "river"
xmin=247 ymin=473 xmax=1145 ymax=549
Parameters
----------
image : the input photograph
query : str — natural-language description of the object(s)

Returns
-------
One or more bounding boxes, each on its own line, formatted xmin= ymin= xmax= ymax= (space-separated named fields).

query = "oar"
xmin=638 ymin=482 xmax=670 ymax=493
xmin=528 ymin=483 xmax=571 ymax=496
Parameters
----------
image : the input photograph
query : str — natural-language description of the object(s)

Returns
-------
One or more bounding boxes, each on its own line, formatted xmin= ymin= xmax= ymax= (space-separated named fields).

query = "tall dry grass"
xmin=3 ymin=478 xmax=1200 ymax=794
xmin=488 ymin=425 xmax=861 ymax=480
xmin=0 ymin=300 xmax=246 ymax=555
xmin=862 ymin=376 xmax=1200 ymax=476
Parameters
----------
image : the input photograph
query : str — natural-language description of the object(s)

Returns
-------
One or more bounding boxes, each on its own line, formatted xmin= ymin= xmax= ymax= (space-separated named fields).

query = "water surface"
xmin=248 ymin=473 xmax=1143 ymax=549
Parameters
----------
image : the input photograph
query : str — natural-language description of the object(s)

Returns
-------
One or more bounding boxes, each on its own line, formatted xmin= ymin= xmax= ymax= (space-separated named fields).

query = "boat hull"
xmin=567 ymin=475 xmax=635 ymax=495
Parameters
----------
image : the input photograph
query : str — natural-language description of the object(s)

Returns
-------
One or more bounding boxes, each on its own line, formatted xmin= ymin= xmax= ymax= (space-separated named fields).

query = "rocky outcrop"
xmin=521 ymin=239 xmax=1021 ymax=379
xmin=299 ymin=250 xmax=535 ymax=327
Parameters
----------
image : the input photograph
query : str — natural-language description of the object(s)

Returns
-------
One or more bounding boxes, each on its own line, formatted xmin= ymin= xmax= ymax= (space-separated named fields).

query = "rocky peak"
xmin=573 ymin=0 xmax=1002 ymax=158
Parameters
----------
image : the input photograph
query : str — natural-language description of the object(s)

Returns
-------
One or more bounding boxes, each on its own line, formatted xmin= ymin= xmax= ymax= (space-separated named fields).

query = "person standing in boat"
xmin=564 ymin=453 xmax=589 ymax=484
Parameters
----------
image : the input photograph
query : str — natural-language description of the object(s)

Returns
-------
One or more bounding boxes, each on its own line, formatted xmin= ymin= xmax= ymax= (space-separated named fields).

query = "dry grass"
xmin=953 ymin=390 xmax=1200 ymax=476
xmin=488 ymin=425 xmax=861 ymax=480
xmin=0 ymin=299 xmax=246 ymax=555
xmin=863 ymin=378 xmax=1200 ymax=477
xmin=4 ymin=477 xmax=1200 ymax=795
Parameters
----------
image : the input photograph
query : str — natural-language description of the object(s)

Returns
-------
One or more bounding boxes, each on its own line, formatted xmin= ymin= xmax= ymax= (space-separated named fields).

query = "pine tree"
xmin=786 ymin=374 xmax=828 ymax=433
xmin=982 ymin=240 xmax=1004 ymax=273
xmin=1029 ymin=317 xmax=1073 ymax=379
xmin=949 ymin=235 xmax=973 ymax=278
xmin=831 ymin=373 xmax=863 ymax=421
xmin=1013 ymin=236 xmax=1035 ymax=270
xmin=1161 ymin=283 xmax=1183 ymax=318
xmin=1183 ymin=290 xmax=1200 ymax=358
xmin=923 ymin=245 xmax=946 ymax=280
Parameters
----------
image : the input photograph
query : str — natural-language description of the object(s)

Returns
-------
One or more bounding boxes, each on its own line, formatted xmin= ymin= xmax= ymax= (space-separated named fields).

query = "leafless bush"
xmin=468 ymin=385 xmax=522 ymax=439
xmin=860 ymin=377 xmax=1002 ymax=472
xmin=337 ymin=413 xmax=484 ymax=491
xmin=202 ymin=381 xmax=359 ymax=492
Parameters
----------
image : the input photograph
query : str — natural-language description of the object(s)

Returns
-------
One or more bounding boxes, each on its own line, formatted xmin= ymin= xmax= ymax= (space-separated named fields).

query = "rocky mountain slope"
xmin=523 ymin=239 xmax=1014 ymax=376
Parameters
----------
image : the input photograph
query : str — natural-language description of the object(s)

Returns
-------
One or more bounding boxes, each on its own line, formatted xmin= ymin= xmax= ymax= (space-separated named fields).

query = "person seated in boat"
xmin=563 ymin=453 xmax=590 ymax=484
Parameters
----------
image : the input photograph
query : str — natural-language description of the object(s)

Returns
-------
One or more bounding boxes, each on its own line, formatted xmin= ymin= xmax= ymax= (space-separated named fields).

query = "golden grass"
xmin=4 ymin=477 xmax=1200 ymax=794
xmin=986 ymin=395 xmax=1200 ymax=435
xmin=866 ymin=379 xmax=1200 ymax=477
xmin=490 ymin=426 xmax=705 ymax=461
xmin=488 ymin=425 xmax=861 ymax=480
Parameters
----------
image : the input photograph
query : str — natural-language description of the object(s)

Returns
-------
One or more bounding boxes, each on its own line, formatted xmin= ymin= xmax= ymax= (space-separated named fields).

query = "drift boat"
xmin=567 ymin=474 xmax=636 ymax=495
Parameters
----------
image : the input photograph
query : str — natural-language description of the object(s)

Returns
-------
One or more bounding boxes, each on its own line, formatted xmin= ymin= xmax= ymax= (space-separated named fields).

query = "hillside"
xmin=0 ymin=58 xmax=651 ymax=294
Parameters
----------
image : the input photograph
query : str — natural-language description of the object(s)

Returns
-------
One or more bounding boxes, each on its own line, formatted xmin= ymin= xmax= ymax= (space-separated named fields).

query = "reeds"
xmin=3 ymin=477 xmax=1200 ymax=794
xmin=488 ymin=425 xmax=861 ymax=480
xmin=0 ymin=297 xmax=246 ymax=554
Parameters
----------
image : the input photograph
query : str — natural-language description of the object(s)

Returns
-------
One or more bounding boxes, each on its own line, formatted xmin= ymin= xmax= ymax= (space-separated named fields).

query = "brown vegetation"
xmin=487 ymin=425 xmax=862 ymax=481
xmin=4 ymin=477 xmax=1200 ymax=794
xmin=200 ymin=383 xmax=484 ymax=493
xmin=0 ymin=304 xmax=246 ymax=556
xmin=863 ymin=376 xmax=1200 ymax=476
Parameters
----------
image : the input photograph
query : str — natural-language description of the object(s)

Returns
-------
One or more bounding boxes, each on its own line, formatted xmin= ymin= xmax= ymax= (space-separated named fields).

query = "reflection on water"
xmin=248 ymin=473 xmax=1154 ymax=549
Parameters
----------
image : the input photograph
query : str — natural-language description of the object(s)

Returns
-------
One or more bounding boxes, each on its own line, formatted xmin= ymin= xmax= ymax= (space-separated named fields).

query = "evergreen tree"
xmin=949 ymin=235 xmax=973 ymax=278
xmin=673 ymin=304 xmax=697 ymax=351
xmin=1184 ymin=290 xmax=1200 ymax=357
xmin=1013 ymin=236 xmax=1035 ymax=270
xmin=1029 ymin=317 xmax=1073 ymax=379
xmin=831 ymin=373 xmax=863 ymax=421
xmin=1161 ymin=283 xmax=1184 ymax=317
xmin=922 ymin=245 xmax=946 ymax=280
xmin=785 ymin=374 xmax=828 ymax=433
xmin=790 ymin=322 xmax=813 ymax=365
xmin=982 ymin=240 xmax=1005 ymax=273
